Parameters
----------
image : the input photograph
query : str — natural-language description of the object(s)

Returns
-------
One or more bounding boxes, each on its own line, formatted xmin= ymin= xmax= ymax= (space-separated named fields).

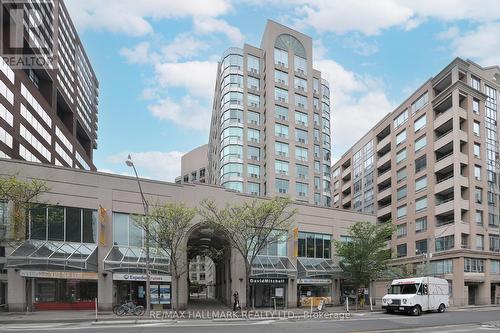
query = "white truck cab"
xmin=382 ymin=277 xmax=449 ymax=316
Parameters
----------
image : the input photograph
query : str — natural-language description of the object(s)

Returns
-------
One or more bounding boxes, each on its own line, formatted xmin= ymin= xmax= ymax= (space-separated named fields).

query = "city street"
xmin=0 ymin=308 xmax=500 ymax=333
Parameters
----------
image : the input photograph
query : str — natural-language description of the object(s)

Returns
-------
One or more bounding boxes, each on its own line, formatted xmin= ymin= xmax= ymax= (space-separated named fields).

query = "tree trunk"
xmin=175 ymin=275 xmax=180 ymax=311
xmin=245 ymin=262 xmax=251 ymax=309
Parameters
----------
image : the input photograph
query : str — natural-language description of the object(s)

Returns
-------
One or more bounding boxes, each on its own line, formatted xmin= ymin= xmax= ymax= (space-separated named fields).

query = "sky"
xmin=64 ymin=0 xmax=500 ymax=181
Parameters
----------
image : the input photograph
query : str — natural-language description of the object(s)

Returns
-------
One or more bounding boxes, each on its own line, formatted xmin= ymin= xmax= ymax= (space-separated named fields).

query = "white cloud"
xmin=120 ymin=42 xmax=152 ymax=64
xmin=148 ymin=95 xmax=211 ymax=131
xmin=441 ymin=22 xmax=500 ymax=66
xmin=161 ymin=34 xmax=210 ymax=62
xmin=194 ymin=17 xmax=244 ymax=45
xmin=106 ymin=151 xmax=185 ymax=182
xmin=153 ymin=61 xmax=217 ymax=99
xmin=315 ymin=58 xmax=394 ymax=156
xmin=342 ymin=35 xmax=379 ymax=56
xmin=65 ymin=0 xmax=233 ymax=36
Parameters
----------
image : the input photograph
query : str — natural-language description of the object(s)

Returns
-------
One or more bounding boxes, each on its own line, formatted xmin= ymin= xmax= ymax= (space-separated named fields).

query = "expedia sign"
xmin=113 ymin=273 xmax=171 ymax=282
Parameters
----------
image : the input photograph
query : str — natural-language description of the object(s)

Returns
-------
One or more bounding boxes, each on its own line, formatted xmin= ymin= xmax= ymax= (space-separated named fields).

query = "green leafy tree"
xmin=136 ymin=202 xmax=196 ymax=311
xmin=199 ymin=197 xmax=296 ymax=308
xmin=0 ymin=175 xmax=49 ymax=241
xmin=333 ymin=221 xmax=394 ymax=304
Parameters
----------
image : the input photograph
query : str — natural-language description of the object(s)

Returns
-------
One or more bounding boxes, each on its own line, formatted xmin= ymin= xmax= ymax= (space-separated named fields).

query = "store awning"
xmin=251 ymin=255 xmax=297 ymax=278
xmin=103 ymin=246 xmax=170 ymax=274
xmin=7 ymin=240 xmax=98 ymax=271
xmin=297 ymin=257 xmax=341 ymax=278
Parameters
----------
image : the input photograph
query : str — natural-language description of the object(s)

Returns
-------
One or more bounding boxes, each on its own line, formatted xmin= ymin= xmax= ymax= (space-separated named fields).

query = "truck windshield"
xmin=388 ymin=283 xmax=420 ymax=294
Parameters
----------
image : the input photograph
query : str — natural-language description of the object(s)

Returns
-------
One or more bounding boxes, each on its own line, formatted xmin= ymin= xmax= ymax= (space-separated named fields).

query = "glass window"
xmin=296 ymin=182 xmax=308 ymax=198
xmin=65 ymin=207 xmax=82 ymax=242
xmin=275 ymin=70 xmax=288 ymax=86
xmin=313 ymin=78 xmax=319 ymax=94
xmin=397 ymin=223 xmax=407 ymax=238
xmin=248 ymin=111 xmax=260 ymax=125
xmin=275 ymin=178 xmax=289 ymax=194
xmin=397 ymin=186 xmax=407 ymax=201
xmin=295 ymin=94 xmax=307 ymax=109
xmin=274 ymin=48 xmax=288 ymax=67
xmin=113 ymin=213 xmax=128 ymax=246
xmin=30 ymin=206 xmax=47 ymax=240
xmin=473 ymin=98 xmax=480 ymax=114
xmin=474 ymin=143 xmax=481 ymax=158
xmin=476 ymin=234 xmax=484 ymax=250
xmin=415 ymin=135 xmax=427 ymax=152
xmin=296 ymin=164 xmax=308 ymax=180
xmin=247 ymin=128 xmax=260 ymax=143
xmin=275 ymin=123 xmax=289 ymax=139
xmin=415 ymin=239 xmax=428 ymax=254
xmin=248 ymin=146 xmax=260 ymax=161
xmin=471 ymin=75 xmax=481 ymax=90
xmin=396 ymin=148 xmax=407 ymax=164
xmin=48 ymin=207 xmax=64 ymax=241
xmin=275 ymin=160 xmax=289 ymax=176
xmin=247 ymin=55 xmax=260 ymax=74
xmin=294 ymin=55 xmax=307 ymax=74
xmin=473 ymin=121 xmax=480 ymax=136
xmin=298 ymin=232 xmax=331 ymax=258
xmin=221 ymin=126 xmax=243 ymax=140
xmin=415 ymin=196 xmax=427 ymax=212
xmin=396 ymin=129 xmax=407 ymax=145
xmin=474 ymin=165 xmax=481 ymax=180
xmin=415 ymin=155 xmax=427 ymax=173
xmin=275 ymin=141 xmax=289 ymax=158
xmin=225 ymin=181 xmax=243 ymax=192
xmin=397 ymin=244 xmax=407 ymax=258
xmin=475 ymin=187 xmax=483 ymax=204
xmin=416 ymin=176 xmax=427 ymax=192
xmin=397 ymin=167 xmax=407 ymax=182
xmin=397 ymin=205 xmax=407 ymax=219
xmin=415 ymin=217 xmax=427 ymax=233
xmin=247 ymin=182 xmax=260 ymax=196
xmin=295 ymin=128 xmax=308 ymax=144
xmin=247 ymin=76 xmax=259 ymax=90
xmin=464 ymin=258 xmax=484 ymax=272
xmin=435 ymin=235 xmax=454 ymax=252
xmin=476 ymin=210 xmax=483 ymax=225
xmin=394 ymin=110 xmax=408 ymax=128
xmin=411 ymin=92 xmax=429 ymax=114
xmin=275 ymin=87 xmax=288 ymax=103
xmin=248 ymin=93 xmax=260 ymax=108
xmin=414 ymin=115 xmax=426 ymax=132
xmin=492 ymin=260 xmax=500 ymax=274
xmin=248 ymin=164 xmax=260 ymax=179
xmin=295 ymin=111 xmax=308 ymax=126
xmin=296 ymin=146 xmax=308 ymax=161
xmin=294 ymin=77 xmax=307 ymax=92
xmin=275 ymin=105 xmax=288 ymax=121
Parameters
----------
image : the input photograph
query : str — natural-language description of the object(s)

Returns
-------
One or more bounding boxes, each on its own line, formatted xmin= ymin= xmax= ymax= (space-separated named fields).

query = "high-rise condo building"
xmin=207 ymin=20 xmax=332 ymax=206
xmin=332 ymin=58 xmax=500 ymax=306
xmin=0 ymin=0 xmax=99 ymax=170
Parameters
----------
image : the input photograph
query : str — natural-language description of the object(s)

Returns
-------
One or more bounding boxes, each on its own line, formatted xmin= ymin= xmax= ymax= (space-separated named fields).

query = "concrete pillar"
xmin=98 ymin=273 xmax=113 ymax=311
xmin=287 ymin=278 xmax=297 ymax=308
xmin=452 ymin=257 xmax=465 ymax=306
xmin=7 ymin=269 xmax=25 ymax=312
xmin=478 ymin=259 xmax=491 ymax=305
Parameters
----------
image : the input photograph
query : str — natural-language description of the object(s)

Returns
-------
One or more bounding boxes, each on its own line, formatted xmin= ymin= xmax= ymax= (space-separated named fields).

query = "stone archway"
xmin=185 ymin=223 xmax=232 ymax=309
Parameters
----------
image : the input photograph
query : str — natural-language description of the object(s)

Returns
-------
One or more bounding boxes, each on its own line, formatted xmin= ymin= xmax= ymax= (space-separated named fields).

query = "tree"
xmin=333 ymin=221 xmax=394 ymax=304
xmin=199 ymin=197 xmax=297 ymax=308
xmin=137 ymin=202 xmax=196 ymax=311
xmin=0 ymin=175 xmax=49 ymax=241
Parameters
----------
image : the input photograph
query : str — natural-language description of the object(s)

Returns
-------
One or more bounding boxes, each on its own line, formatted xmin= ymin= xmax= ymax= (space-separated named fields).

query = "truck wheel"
xmin=412 ymin=305 xmax=422 ymax=316
xmin=438 ymin=304 xmax=445 ymax=313
xmin=386 ymin=308 xmax=393 ymax=314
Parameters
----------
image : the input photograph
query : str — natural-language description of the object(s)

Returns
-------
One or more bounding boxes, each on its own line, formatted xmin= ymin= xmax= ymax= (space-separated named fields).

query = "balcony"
xmin=376 ymin=135 xmax=391 ymax=152
xmin=434 ymin=130 xmax=453 ymax=151
xmin=377 ymin=169 xmax=391 ymax=184
xmin=341 ymin=181 xmax=351 ymax=193
xmin=378 ymin=186 xmax=392 ymax=201
xmin=377 ymin=152 xmax=391 ymax=169
xmin=435 ymin=198 xmax=454 ymax=216
xmin=435 ymin=174 xmax=454 ymax=194
xmin=377 ymin=204 xmax=392 ymax=218
xmin=342 ymin=194 xmax=352 ymax=206
xmin=341 ymin=166 xmax=352 ymax=180
xmin=434 ymin=107 xmax=453 ymax=129
xmin=434 ymin=152 xmax=454 ymax=173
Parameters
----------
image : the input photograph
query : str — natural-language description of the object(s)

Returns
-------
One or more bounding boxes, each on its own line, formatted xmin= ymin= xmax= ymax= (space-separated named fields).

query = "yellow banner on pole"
xmin=98 ymin=205 xmax=107 ymax=246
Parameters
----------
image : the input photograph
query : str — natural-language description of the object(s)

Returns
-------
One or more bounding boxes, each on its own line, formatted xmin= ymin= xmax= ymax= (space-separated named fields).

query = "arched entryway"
xmin=185 ymin=223 xmax=232 ymax=309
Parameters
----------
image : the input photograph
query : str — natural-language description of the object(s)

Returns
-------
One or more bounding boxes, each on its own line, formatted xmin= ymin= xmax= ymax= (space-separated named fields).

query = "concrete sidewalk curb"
xmin=91 ymin=319 xmax=177 ymax=325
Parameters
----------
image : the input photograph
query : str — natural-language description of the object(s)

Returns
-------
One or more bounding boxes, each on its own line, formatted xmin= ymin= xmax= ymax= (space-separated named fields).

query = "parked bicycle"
xmin=114 ymin=301 xmax=145 ymax=316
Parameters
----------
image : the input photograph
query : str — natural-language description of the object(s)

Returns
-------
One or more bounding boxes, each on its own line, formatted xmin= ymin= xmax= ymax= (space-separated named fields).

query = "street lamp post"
xmin=126 ymin=155 xmax=151 ymax=315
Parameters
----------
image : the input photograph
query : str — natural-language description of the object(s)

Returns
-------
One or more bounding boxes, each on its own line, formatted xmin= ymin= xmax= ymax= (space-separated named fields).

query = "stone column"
xmin=7 ymin=269 xmax=25 ymax=312
xmin=287 ymin=278 xmax=297 ymax=308
xmin=478 ymin=259 xmax=491 ymax=305
xmin=452 ymin=257 xmax=465 ymax=306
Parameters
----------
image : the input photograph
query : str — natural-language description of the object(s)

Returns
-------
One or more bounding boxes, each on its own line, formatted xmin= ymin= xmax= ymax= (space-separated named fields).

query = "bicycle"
xmin=115 ymin=301 xmax=145 ymax=316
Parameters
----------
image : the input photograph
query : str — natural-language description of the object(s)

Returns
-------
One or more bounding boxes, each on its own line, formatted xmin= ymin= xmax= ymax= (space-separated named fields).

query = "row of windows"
xmin=20 ymin=124 xmax=51 ymax=161
xmin=0 ymin=103 xmax=13 ymax=127
xmin=0 ymin=57 xmax=15 ymax=83
xmin=298 ymin=232 xmax=332 ymax=258
xmin=274 ymin=48 xmax=307 ymax=75
xmin=21 ymin=104 xmax=51 ymax=144
xmin=21 ymin=84 xmax=52 ymax=127
xmin=0 ymin=125 xmax=13 ymax=148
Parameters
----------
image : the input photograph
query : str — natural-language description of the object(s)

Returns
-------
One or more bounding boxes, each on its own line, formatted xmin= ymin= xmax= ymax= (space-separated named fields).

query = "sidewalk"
xmin=0 ymin=304 xmax=498 ymax=324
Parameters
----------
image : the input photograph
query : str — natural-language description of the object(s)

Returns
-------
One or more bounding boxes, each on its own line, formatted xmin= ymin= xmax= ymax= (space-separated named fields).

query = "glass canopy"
xmin=251 ymin=255 xmax=297 ymax=277
xmin=297 ymin=257 xmax=341 ymax=278
xmin=103 ymin=246 xmax=170 ymax=274
xmin=7 ymin=240 xmax=98 ymax=271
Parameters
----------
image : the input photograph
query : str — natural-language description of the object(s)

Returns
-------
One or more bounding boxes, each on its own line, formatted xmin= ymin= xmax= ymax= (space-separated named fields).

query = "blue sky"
xmin=64 ymin=0 xmax=500 ymax=181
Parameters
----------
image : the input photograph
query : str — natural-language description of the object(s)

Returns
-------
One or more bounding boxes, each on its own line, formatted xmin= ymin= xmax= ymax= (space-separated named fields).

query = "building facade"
xmin=175 ymin=144 xmax=208 ymax=184
xmin=0 ymin=158 xmax=374 ymax=311
xmin=332 ymin=58 xmax=500 ymax=306
xmin=207 ymin=20 xmax=332 ymax=206
xmin=0 ymin=0 xmax=99 ymax=170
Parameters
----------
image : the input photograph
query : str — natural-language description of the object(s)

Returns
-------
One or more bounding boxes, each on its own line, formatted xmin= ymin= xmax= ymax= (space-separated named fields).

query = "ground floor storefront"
xmin=297 ymin=278 xmax=335 ymax=307
xmin=112 ymin=273 xmax=171 ymax=309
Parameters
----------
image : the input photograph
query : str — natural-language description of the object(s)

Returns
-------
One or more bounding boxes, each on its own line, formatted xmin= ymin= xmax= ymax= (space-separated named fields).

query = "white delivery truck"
xmin=382 ymin=277 xmax=449 ymax=316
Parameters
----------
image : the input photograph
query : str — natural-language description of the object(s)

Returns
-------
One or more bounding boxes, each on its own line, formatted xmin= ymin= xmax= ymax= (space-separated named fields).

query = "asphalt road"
xmin=1 ymin=308 xmax=500 ymax=333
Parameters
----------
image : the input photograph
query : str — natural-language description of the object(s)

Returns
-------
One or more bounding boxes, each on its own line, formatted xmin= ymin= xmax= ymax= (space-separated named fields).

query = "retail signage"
xmin=249 ymin=278 xmax=286 ymax=284
xmin=113 ymin=273 xmax=171 ymax=282
xmin=297 ymin=278 xmax=332 ymax=285
xmin=20 ymin=270 xmax=98 ymax=280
